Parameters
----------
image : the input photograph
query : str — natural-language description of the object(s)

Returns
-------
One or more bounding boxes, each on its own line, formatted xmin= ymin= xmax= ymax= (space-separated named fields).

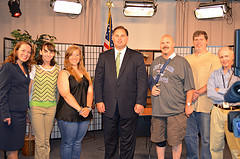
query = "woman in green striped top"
xmin=29 ymin=42 xmax=60 ymax=159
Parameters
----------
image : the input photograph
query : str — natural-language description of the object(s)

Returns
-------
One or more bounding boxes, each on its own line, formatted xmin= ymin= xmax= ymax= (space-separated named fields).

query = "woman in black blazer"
xmin=0 ymin=41 xmax=34 ymax=158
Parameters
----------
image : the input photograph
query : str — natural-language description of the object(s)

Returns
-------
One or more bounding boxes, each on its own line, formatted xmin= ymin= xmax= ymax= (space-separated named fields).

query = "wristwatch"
xmin=186 ymin=103 xmax=192 ymax=106
xmin=87 ymin=106 xmax=92 ymax=111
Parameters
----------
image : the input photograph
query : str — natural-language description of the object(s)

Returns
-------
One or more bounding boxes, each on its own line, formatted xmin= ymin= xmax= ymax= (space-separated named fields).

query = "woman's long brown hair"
xmin=4 ymin=41 xmax=35 ymax=72
xmin=64 ymin=45 xmax=92 ymax=84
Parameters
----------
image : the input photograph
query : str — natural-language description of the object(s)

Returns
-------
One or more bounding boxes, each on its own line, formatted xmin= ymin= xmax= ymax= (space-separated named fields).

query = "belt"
xmin=213 ymin=104 xmax=240 ymax=110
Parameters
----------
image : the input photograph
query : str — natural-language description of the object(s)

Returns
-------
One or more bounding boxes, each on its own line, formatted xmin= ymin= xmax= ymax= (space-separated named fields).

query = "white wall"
xmin=101 ymin=0 xmax=176 ymax=50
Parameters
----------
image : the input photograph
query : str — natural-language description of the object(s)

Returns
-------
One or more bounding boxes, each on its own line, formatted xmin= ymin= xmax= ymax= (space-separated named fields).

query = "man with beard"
xmin=185 ymin=30 xmax=221 ymax=159
xmin=149 ymin=34 xmax=195 ymax=159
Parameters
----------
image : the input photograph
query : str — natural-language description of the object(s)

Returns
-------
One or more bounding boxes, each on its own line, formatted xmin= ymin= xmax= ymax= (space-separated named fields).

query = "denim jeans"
xmin=57 ymin=120 xmax=90 ymax=159
xmin=185 ymin=111 xmax=211 ymax=159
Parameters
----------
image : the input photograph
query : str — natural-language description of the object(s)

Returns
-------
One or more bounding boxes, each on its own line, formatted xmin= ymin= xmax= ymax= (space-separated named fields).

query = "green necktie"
xmin=116 ymin=52 xmax=121 ymax=78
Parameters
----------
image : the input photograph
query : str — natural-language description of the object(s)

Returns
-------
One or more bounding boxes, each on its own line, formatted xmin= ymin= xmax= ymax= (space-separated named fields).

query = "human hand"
xmin=96 ymin=102 xmax=105 ymax=113
xmin=192 ymin=90 xmax=199 ymax=102
xmin=3 ymin=118 xmax=11 ymax=125
xmin=79 ymin=107 xmax=90 ymax=118
xmin=185 ymin=106 xmax=193 ymax=117
xmin=134 ymin=104 xmax=144 ymax=114
xmin=151 ymin=84 xmax=161 ymax=96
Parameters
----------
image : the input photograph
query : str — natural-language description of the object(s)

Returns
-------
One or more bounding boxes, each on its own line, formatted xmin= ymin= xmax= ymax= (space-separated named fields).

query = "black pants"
xmin=103 ymin=109 xmax=138 ymax=159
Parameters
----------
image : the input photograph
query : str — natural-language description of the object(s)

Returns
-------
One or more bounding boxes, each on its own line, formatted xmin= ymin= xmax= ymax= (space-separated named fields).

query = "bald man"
xmin=148 ymin=35 xmax=195 ymax=159
xmin=207 ymin=47 xmax=240 ymax=159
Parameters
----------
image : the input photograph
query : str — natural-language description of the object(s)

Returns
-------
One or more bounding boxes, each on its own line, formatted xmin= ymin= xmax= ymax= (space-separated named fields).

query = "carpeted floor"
xmin=0 ymin=130 xmax=232 ymax=159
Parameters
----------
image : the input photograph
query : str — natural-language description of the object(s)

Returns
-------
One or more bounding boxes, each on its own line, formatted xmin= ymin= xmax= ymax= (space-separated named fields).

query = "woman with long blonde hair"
xmin=55 ymin=45 xmax=93 ymax=159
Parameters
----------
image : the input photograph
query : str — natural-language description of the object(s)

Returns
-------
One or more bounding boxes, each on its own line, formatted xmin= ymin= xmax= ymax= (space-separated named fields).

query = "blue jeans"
xmin=185 ymin=111 xmax=211 ymax=159
xmin=57 ymin=120 xmax=90 ymax=159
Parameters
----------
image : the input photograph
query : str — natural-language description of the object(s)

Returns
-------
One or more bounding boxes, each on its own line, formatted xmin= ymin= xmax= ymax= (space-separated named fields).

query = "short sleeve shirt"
xmin=150 ymin=54 xmax=195 ymax=117
xmin=185 ymin=52 xmax=221 ymax=113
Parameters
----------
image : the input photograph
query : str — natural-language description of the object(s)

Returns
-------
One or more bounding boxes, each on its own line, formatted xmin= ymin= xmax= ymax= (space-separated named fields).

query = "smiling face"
xmin=69 ymin=49 xmax=81 ymax=66
xmin=16 ymin=44 xmax=32 ymax=64
xmin=218 ymin=47 xmax=234 ymax=69
xmin=112 ymin=28 xmax=128 ymax=51
xmin=193 ymin=34 xmax=208 ymax=53
xmin=40 ymin=46 xmax=55 ymax=64
xmin=160 ymin=35 xmax=175 ymax=58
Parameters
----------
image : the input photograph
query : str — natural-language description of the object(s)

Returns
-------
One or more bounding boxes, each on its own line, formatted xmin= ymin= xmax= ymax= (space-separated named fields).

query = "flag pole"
xmin=106 ymin=1 xmax=113 ymax=48
xmin=106 ymin=0 xmax=113 ymax=12
xmin=104 ymin=1 xmax=114 ymax=51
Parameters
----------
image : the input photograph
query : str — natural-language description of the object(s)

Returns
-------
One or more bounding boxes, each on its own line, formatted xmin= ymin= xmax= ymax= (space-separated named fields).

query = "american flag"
xmin=104 ymin=11 xmax=114 ymax=51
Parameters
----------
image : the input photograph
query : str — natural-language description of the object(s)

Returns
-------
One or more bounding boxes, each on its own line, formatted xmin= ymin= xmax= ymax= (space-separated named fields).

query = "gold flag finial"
xmin=106 ymin=1 xmax=114 ymax=10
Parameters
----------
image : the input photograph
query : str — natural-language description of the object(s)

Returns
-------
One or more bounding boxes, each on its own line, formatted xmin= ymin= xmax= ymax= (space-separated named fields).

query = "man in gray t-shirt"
xmin=149 ymin=34 xmax=195 ymax=158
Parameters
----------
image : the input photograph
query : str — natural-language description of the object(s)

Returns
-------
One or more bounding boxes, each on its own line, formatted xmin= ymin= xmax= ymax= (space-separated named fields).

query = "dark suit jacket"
xmin=0 ymin=62 xmax=30 ymax=120
xmin=94 ymin=47 xmax=148 ymax=118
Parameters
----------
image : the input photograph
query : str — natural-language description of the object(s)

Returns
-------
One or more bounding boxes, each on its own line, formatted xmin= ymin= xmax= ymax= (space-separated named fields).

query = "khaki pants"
xmin=210 ymin=106 xmax=240 ymax=159
xmin=30 ymin=106 xmax=56 ymax=159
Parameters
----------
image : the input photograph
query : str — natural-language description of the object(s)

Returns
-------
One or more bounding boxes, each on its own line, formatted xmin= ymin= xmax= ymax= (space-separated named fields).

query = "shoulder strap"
xmin=154 ymin=58 xmax=171 ymax=85
xmin=148 ymin=58 xmax=172 ymax=90
xmin=64 ymin=70 xmax=70 ymax=77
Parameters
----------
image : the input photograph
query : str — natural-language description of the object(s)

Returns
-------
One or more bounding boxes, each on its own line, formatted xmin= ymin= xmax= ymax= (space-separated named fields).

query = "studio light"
xmin=51 ymin=0 xmax=82 ymax=15
xmin=123 ymin=0 xmax=157 ymax=17
xmin=194 ymin=2 xmax=230 ymax=19
xmin=8 ymin=0 xmax=22 ymax=18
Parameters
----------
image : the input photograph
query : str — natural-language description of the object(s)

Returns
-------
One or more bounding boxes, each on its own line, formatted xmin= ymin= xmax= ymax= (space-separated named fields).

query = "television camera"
xmin=224 ymin=29 xmax=240 ymax=137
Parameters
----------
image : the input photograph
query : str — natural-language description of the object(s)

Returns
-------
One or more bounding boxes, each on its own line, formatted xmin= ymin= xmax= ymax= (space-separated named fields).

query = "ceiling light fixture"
xmin=123 ymin=0 xmax=157 ymax=17
xmin=194 ymin=2 xmax=231 ymax=19
xmin=8 ymin=0 xmax=22 ymax=18
xmin=51 ymin=0 xmax=82 ymax=15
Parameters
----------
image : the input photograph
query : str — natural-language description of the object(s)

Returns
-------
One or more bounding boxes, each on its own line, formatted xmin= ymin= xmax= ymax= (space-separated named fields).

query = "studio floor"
xmin=0 ymin=130 xmax=232 ymax=159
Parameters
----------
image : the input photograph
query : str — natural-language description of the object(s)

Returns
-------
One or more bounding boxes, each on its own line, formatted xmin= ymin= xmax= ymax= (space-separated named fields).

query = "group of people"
xmin=0 ymin=42 xmax=92 ymax=159
xmin=149 ymin=31 xmax=240 ymax=159
xmin=94 ymin=27 xmax=240 ymax=159
xmin=0 ymin=25 xmax=239 ymax=159
xmin=148 ymin=30 xmax=240 ymax=159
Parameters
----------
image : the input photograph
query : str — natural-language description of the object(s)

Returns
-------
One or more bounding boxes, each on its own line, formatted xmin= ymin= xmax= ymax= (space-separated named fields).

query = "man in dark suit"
xmin=94 ymin=26 xmax=148 ymax=159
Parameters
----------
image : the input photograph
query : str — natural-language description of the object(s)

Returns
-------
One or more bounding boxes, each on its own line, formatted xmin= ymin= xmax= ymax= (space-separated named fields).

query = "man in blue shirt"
xmin=207 ymin=46 xmax=240 ymax=159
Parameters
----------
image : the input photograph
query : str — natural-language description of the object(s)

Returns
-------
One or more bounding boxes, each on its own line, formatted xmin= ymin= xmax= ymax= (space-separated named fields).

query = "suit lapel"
xmin=118 ymin=48 xmax=132 ymax=79
xmin=16 ymin=63 xmax=29 ymax=79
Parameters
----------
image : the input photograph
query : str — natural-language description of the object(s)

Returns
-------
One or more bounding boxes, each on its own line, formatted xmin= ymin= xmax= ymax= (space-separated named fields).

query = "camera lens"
xmin=234 ymin=85 xmax=240 ymax=95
